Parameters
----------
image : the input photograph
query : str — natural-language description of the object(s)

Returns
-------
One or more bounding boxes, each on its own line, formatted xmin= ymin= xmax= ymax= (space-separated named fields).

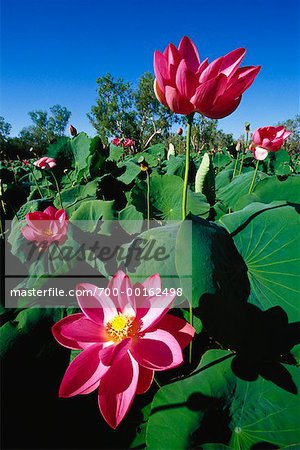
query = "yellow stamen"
xmin=110 ymin=315 xmax=127 ymax=332
xmin=106 ymin=314 xmax=136 ymax=342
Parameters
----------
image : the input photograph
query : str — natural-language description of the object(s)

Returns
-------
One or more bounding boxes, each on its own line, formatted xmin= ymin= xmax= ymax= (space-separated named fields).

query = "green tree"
xmin=276 ymin=115 xmax=300 ymax=155
xmin=191 ymin=115 xmax=234 ymax=152
xmin=19 ymin=105 xmax=71 ymax=151
xmin=88 ymin=72 xmax=176 ymax=149
xmin=0 ymin=117 xmax=12 ymax=152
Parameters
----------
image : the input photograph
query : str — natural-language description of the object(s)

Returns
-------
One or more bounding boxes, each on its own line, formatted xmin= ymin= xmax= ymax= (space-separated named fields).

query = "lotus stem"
xmin=51 ymin=170 xmax=63 ymax=209
xmin=248 ymin=160 xmax=259 ymax=194
xmin=153 ymin=376 xmax=161 ymax=389
xmin=181 ymin=114 xmax=194 ymax=364
xmin=238 ymin=154 xmax=245 ymax=175
xmin=146 ymin=170 xmax=150 ymax=230
xmin=232 ymin=155 xmax=239 ymax=178
xmin=182 ymin=113 xmax=194 ymax=220
xmin=30 ymin=167 xmax=43 ymax=197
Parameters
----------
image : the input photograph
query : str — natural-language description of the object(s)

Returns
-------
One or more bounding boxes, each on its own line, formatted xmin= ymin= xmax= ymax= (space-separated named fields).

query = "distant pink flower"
xmin=52 ymin=271 xmax=194 ymax=429
xmin=34 ymin=157 xmax=57 ymax=170
xmin=21 ymin=206 xmax=68 ymax=247
xmin=112 ymin=138 xmax=121 ymax=146
xmin=154 ymin=36 xmax=260 ymax=118
xmin=251 ymin=126 xmax=291 ymax=160
xmin=123 ymin=138 xmax=134 ymax=147
xmin=22 ymin=159 xmax=29 ymax=166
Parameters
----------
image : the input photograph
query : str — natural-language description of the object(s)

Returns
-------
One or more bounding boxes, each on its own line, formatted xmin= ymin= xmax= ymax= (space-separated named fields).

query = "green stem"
xmin=181 ymin=114 xmax=194 ymax=365
xmin=238 ymin=130 xmax=249 ymax=176
xmin=182 ymin=113 xmax=194 ymax=220
xmin=146 ymin=170 xmax=150 ymax=230
xmin=238 ymin=154 xmax=245 ymax=175
xmin=43 ymin=173 xmax=51 ymax=197
xmin=30 ymin=168 xmax=43 ymax=197
xmin=248 ymin=160 xmax=259 ymax=194
xmin=232 ymin=154 xmax=239 ymax=178
xmin=153 ymin=376 xmax=161 ymax=389
xmin=51 ymin=171 xmax=63 ymax=209
xmin=188 ymin=305 xmax=193 ymax=364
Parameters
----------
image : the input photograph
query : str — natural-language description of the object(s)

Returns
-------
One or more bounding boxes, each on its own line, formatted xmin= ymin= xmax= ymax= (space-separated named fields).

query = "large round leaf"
xmin=217 ymin=170 xmax=268 ymax=210
xmin=219 ymin=202 xmax=300 ymax=321
xmin=131 ymin=174 xmax=210 ymax=220
xmin=235 ymin=175 xmax=300 ymax=210
xmin=146 ymin=350 xmax=300 ymax=450
xmin=175 ymin=215 xmax=249 ymax=307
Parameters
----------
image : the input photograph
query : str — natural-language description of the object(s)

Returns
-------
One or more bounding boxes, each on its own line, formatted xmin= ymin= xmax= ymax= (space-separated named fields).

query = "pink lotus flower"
xmin=21 ymin=206 xmax=68 ymax=247
xmin=52 ymin=271 xmax=194 ymax=429
xmin=112 ymin=137 xmax=121 ymax=146
xmin=154 ymin=36 xmax=260 ymax=118
xmin=34 ymin=157 xmax=57 ymax=170
xmin=250 ymin=126 xmax=291 ymax=160
xmin=123 ymin=138 xmax=134 ymax=147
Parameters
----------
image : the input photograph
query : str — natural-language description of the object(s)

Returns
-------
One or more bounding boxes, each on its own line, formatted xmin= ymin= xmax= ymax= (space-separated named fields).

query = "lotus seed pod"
xmin=245 ymin=122 xmax=250 ymax=132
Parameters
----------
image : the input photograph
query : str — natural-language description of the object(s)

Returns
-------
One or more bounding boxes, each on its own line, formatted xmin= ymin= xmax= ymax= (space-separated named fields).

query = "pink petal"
xmin=224 ymin=65 xmax=261 ymax=99
xmin=100 ymin=338 xmax=131 ymax=366
xmin=98 ymin=352 xmax=139 ymax=428
xmin=199 ymin=56 xmax=223 ymax=83
xmin=165 ymin=85 xmax=195 ymax=115
xmin=134 ymin=273 xmax=162 ymax=307
xmin=220 ymin=47 xmax=246 ymax=77
xmin=154 ymin=51 xmax=168 ymax=88
xmin=201 ymin=95 xmax=241 ymax=119
xmin=136 ymin=290 xmax=176 ymax=332
xmin=191 ymin=73 xmax=228 ymax=112
xmin=178 ymin=36 xmax=200 ymax=72
xmin=175 ymin=59 xmax=199 ymax=99
xmin=130 ymin=329 xmax=183 ymax=371
xmin=141 ymin=273 xmax=162 ymax=292
xmin=107 ymin=270 xmax=135 ymax=316
xmin=80 ymin=380 xmax=100 ymax=395
xmin=43 ymin=206 xmax=58 ymax=218
xmin=52 ymin=313 xmax=89 ymax=350
xmin=76 ymin=282 xmax=118 ymax=325
xmin=252 ymin=146 xmax=269 ymax=161
xmin=136 ymin=365 xmax=154 ymax=394
xmin=154 ymin=79 xmax=168 ymax=107
xmin=252 ymin=129 xmax=262 ymax=146
xmin=157 ymin=314 xmax=195 ymax=350
xmin=164 ymin=43 xmax=181 ymax=79
xmin=21 ymin=226 xmax=37 ymax=241
xmin=59 ymin=343 xmax=107 ymax=397
xmin=283 ymin=131 xmax=291 ymax=140
xmin=60 ymin=315 xmax=108 ymax=343
xmin=196 ymin=57 xmax=209 ymax=77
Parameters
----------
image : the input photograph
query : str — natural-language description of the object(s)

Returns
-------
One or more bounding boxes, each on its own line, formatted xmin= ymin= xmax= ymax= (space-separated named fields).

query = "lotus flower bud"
xmin=177 ymin=127 xmax=183 ymax=135
xmin=69 ymin=125 xmax=77 ymax=137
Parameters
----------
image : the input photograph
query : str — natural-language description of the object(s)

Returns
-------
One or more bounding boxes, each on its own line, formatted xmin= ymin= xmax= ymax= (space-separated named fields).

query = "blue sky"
xmin=1 ymin=0 xmax=299 ymax=138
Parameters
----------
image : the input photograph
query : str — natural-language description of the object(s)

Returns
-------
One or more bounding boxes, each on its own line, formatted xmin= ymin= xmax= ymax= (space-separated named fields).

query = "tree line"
xmin=1 ymin=72 xmax=299 ymax=159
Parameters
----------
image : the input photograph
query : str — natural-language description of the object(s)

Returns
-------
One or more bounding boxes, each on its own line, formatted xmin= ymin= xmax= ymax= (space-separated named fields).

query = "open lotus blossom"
xmin=250 ymin=125 xmax=291 ymax=160
xmin=123 ymin=138 xmax=134 ymax=147
xmin=52 ymin=271 xmax=195 ymax=428
xmin=154 ymin=36 xmax=261 ymax=118
xmin=112 ymin=137 xmax=121 ymax=146
xmin=34 ymin=156 xmax=57 ymax=170
xmin=21 ymin=206 xmax=68 ymax=247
